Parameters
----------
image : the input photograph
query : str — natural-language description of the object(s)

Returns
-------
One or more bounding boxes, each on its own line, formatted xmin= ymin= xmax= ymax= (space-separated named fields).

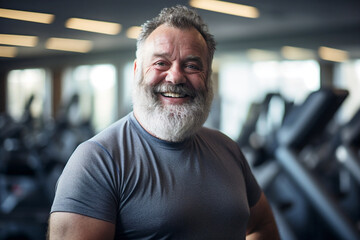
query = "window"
xmin=334 ymin=59 xmax=360 ymax=123
xmin=7 ymin=68 xmax=50 ymax=121
xmin=62 ymin=64 xmax=117 ymax=132
xmin=121 ymin=62 xmax=135 ymax=115
xmin=218 ymin=59 xmax=320 ymax=139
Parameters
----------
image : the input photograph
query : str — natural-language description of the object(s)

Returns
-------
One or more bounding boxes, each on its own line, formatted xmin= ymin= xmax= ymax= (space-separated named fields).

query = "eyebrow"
xmin=184 ymin=55 xmax=204 ymax=69
xmin=152 ymin=53 xmax=204 ymax=67
xmin=151 ymin=52 xmax=173 ymax=60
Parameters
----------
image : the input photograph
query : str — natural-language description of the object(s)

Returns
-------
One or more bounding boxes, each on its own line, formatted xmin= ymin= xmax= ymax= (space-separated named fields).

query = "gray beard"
xmin=132 ymin=72 xmax=213 ymax=142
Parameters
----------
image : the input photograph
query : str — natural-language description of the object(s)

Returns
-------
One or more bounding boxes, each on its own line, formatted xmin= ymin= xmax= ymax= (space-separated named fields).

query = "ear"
xmin=133 ymin=59 xmax=138 ymax=76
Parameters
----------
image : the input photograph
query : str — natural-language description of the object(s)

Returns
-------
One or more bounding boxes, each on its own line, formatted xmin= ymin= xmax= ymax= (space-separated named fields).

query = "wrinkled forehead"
xmin=143 ymin=25 xmax=208 ymax=62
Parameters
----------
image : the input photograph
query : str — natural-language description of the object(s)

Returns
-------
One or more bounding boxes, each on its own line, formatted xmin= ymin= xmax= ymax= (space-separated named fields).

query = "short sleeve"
xmin=239 ymin=149 xmax=262 ymax=208
xmin=50 ymin=140 xmax=120 ymax=223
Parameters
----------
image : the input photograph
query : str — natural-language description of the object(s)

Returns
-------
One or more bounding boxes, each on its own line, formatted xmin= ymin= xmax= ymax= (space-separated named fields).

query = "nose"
xmin=165 ymin=64 xmax=186 ymax=84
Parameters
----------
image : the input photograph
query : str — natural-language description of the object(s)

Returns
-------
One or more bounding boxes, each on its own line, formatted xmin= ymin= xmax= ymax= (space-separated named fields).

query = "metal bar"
xmin=336 ymin=145 xmax=360 ymax=184
xmin=276 ymin=147 xmax=360 ymax=240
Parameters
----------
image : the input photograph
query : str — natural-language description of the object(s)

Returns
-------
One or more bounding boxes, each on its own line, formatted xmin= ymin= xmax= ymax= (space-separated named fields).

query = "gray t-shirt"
xmin=51 ymin=112 xmax=261 ymax=239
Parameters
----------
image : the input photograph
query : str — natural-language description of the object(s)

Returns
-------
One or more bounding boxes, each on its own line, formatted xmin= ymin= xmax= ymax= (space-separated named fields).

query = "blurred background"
xmin=0 ymin=0 xmax=360 ymax=239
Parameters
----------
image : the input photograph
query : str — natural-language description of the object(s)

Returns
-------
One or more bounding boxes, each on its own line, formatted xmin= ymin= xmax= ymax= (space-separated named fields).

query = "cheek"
xmin=188 ymin=73 xmax=207 ymax=91
xmin=143 ymin=67 xmax=165 ymax=86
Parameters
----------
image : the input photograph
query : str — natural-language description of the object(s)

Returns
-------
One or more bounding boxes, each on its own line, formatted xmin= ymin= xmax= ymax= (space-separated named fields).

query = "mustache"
xmin=153 ymin=83 xmax=197 ymax=98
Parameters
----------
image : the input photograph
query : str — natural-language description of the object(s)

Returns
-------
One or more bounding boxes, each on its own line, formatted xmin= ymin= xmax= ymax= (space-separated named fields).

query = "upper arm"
xmin=246 ymin=192 xmax=280 ymax=240
xmin=48 ymin=212 xmax=115 ymax=240
xmin=51 ymin=141 xmax=119 ymax=225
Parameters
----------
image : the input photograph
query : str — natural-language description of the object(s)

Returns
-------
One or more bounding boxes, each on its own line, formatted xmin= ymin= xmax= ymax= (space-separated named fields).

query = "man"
xmin=48 ymin=5 xmax=280 ymax=240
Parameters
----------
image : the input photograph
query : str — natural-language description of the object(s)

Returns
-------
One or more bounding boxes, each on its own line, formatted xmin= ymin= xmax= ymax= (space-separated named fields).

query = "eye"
xmin=156 ymin=61 xmax=165 ymax=66
xmin=186 ymin=64 xmax=199 ymax=70
xmin=184 ymin=63 xmax=201 ymax=73
xmin=154 ymin=61 xmax=170 ymax=70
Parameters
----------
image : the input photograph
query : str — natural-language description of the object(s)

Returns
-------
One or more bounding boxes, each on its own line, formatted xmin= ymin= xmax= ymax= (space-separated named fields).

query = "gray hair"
xmin=136 ymin=5 xmax=216 ymax=71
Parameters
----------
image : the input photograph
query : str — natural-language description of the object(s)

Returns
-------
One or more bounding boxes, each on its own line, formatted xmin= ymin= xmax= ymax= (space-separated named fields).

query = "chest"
xmin=116 ymin=148 xmax=250 ymax=239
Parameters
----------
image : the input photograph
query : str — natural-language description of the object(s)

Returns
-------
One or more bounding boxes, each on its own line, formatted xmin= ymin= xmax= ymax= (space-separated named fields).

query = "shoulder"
xmin=196 ymin=127 xmax=240 ymax=149
xmin=86 ymin=112 xmax=142 ymax=154
xmin=194 ymin=127 xmax=247 ymax=163
xmin=91 ymin=113 xmax=133 ymax=145
xmin=64 ymin=113 xmax=135 ymax=171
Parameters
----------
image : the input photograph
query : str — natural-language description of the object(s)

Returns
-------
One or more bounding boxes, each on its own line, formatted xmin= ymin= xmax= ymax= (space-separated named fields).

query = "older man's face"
xmin=132 ymin=25 xmax=213 ymax=142
xmin=139 ymin=24 xmax=209 ymax=103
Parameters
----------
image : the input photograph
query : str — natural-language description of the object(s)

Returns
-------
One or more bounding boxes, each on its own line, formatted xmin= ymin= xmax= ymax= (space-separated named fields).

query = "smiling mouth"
xmin=161 ymin=92 xmax=188 ymax=98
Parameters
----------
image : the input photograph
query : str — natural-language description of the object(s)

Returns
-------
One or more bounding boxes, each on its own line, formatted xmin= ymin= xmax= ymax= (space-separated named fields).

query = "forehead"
xmin=143 ymin=25 xmax=208 ymax=60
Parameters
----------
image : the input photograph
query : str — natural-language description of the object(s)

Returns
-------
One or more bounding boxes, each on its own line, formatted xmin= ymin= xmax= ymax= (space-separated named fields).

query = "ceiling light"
xmin=318 ymin=46 xmax=349 ymax=62
xmin=45 ymin=38 xmax=93 ymax=53
xmin=246 ymin=49 xmax=279 ymax=61
xmin=126 ymin=26 xmax=142 ymax=39
xmin=281 ymin=46 xmax=316 ymax=60
xmin=65 ymin=18 xmax=121 ymax=35
xmin=0 ymin=46 xmax=17 ymax=57
xmin=0 ymin=34 xmax=38 ymax=47
xmin=189 ymin=0 xmax=259 ymax=18
xmin=0 ymin=8 xmax=54 ymax=24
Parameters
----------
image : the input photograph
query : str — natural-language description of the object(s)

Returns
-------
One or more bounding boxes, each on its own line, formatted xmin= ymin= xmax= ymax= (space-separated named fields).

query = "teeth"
xmin=161 ymin=92 xmax=186 ymax=98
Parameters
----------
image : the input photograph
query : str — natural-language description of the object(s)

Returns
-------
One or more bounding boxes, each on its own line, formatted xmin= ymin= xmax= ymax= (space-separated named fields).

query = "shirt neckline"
xmin=129 ymin=112 xmax=192 ymax=150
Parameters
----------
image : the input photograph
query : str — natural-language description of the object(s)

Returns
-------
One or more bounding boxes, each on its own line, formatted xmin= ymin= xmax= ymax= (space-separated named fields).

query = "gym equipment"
xmin=239 ymin=87 xmax=360 ymax=240
xmin=239 ymin=93 xmax=298 ymax=239
xmin=335 ymin=109 xmax=360 ymax=184
xmin=276 ymin=88 xmax=360 ymax=240
xmin=0 ymin=93 xmax=95 ymax=240
xmin=238 ymin=93 xmax=292 ymax=166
